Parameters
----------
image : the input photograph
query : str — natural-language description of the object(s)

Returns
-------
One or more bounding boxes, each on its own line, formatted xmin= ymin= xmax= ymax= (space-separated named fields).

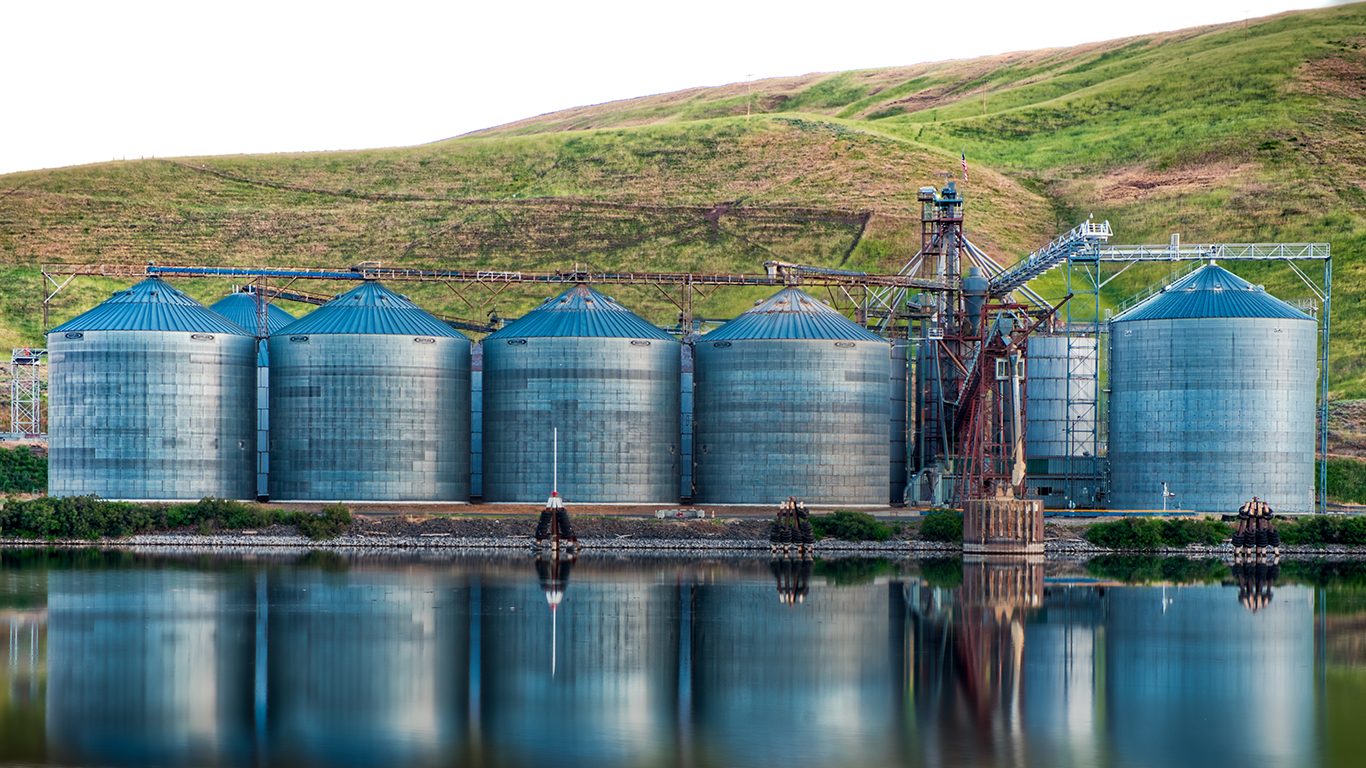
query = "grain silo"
xmin=1024 ymin=334 xmax=1101 ymax=507
xmin=693 ymin=287 xmax=890 ymax=505
xmin=890 ymin=340 xmax=910 ymax=504
xmin=481 ymin=284 xmax=680 ymax=503
xmin=209 ymin=291 xmax=296 ymax=501
xmin=268 ymin=282 xmax=470 ymax=501
xmin=1108 ymin=262 xmax=1316 ymax=512
xmin=47 ymin=278 xmax=257 ymax=500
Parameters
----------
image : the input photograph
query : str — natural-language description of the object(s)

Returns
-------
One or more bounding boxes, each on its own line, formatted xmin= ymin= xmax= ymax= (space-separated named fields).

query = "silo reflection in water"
xmin=690 ymin=575 xmax=900 ymax=767
xmin=479 ymin=568 xmax=680 ymax=766
xmin=12 ymin=551 xmax=1343 ymax=767
xmin=1104 ymin=582 xmax=1316 ymax=767
xmin=266 ymin=570 xmax=469 ymax=767
xmin=45 ymin=570 xmax=256 ymax=767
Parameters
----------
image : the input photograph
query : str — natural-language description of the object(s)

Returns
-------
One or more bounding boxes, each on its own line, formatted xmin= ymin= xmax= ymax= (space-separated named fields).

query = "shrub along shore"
xmin=0 ymin=499 xmax=1365 ymax=554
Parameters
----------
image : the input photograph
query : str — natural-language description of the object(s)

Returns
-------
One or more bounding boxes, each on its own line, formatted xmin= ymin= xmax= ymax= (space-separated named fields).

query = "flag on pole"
xmin=961 ymin=151 xmax=968 ymax=182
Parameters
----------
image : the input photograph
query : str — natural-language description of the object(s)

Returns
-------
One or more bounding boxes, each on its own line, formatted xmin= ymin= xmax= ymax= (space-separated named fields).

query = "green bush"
xmin=1341 ymin=517 xmax=1366 ymax=546
xmin=1084 ymin=517 xmax=1231 ymax=550
xmin=295 ymin=503 xmax=352 ymax=541
xmin=810 ymin=510 xmax=892 ymax=542
xmin=0 ymin=447 xmax=47 ymax=494
xmin=1085 ymin=517 xmax=1164 ymax=549
xmin=1158 ymin=518 xmax=1231 ymax=547
xmin=0 ymin=496 xmax=297 ymax=540
xmin=0 ymin=496 xmax=164 ymax=540
xmin=919 ymin=510 xmax=963 ymax=543
xmin=1276 ymin=515 xmax=1366 ymax=547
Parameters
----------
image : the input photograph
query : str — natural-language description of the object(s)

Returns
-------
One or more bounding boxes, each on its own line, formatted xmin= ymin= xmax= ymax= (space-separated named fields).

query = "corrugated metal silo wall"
xmin=268 ymin=334 xmax=471 ymax=501
xmin=47 ymin=330 xmax=257 ymax=500
xmin=681 ymin=343 xmax=695 ymax=501
xmin=693 ymin=339 xmax=890 ymax=504
xmin=471 ymin=342 xmax=483 ymax=500
xmin=1108 ymin=317 xmax=1316 ymax=512
xmin=256 ymin=341 xmax=270 ymax=500
xmin=890 ymin=341 xmax=909 ymax=504
xmin=481 ymin=337 xmax=680 ymax=503
xmin=1025 ymin=335 xmax=1098 ymax=458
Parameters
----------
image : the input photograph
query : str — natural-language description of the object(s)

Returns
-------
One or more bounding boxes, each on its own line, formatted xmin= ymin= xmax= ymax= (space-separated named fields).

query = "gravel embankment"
xmin=5 ymin=515 xmax=1365 ymax=558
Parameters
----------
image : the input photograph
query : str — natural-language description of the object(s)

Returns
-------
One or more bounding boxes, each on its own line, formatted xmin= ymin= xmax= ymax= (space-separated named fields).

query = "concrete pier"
xmin=963 ymin=491 xmax=1044 ymax=555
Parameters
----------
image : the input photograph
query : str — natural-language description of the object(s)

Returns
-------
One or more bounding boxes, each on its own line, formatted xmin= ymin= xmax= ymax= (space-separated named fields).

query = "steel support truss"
xmin=9 ymin=348 xmax=45 ymax=436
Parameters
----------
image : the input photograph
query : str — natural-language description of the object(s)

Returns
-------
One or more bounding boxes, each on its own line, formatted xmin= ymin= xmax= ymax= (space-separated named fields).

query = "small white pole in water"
xmin=553 ymin=427 xmax=558 ymax=494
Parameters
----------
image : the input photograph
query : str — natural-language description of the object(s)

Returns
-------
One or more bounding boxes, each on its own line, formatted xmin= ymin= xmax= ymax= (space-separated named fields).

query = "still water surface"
xmin=1 ymin=549 xmax=1364 ymax=768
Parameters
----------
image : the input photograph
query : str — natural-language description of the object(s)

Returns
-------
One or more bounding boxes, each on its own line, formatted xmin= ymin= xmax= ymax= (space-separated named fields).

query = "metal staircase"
xmin=989 ymin=220 xmax=1112 ymax=298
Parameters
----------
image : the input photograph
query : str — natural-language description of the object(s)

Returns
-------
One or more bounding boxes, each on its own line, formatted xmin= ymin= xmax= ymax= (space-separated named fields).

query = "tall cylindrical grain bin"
xmin=268 ymin=282 xmax=470 ymax=501
xmin=890 ymin=340 xmax=910 ymax=504
xmin=693 ymin=287 xmax=890 ymax=505
xmin=480 ymin=285 xmax=680 ymax=503
xmin=46 ymin=278 xmax=257 ymax=500
xmin=1108 ymin=263 xmax=1316 ymax=512
xmin=1024 ymin=334 xmax=1101 ymax=507
xmin=210 ymin=291 xmax=296 ymax=501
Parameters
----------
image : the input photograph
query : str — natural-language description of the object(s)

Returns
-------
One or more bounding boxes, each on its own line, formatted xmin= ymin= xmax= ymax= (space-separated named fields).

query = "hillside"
xmin=470 ymin=3 xmax=1366 ymax=389
xmin=1 ymin=3 xmax=1364 ymax=410
xmin=0 ymin=120 xmax=1046 ymax=356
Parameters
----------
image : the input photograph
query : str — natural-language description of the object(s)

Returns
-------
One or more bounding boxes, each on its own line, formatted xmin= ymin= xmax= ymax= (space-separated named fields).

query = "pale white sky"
xmin=0 ymin=0 xmax=1352 ymax=175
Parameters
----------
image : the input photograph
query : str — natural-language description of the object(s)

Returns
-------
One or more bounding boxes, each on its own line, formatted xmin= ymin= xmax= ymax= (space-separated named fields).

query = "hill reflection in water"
xmin=0 ymin=549 xmax=1357 ymax=768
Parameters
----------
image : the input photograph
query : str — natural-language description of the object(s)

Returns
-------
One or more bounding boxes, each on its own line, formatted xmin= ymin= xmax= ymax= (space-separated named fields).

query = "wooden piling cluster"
xmin=1231 ymin=498 xmax=1279 ymax=562
xmin=769 ymin=498 xmax=816 ymax=558
xmin=533 ymin=493 xmax=578 ymax=552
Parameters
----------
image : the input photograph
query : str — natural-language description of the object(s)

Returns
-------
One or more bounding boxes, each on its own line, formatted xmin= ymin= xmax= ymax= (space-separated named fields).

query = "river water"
xmin=0 ymin=548 xmax=1362 ymax=768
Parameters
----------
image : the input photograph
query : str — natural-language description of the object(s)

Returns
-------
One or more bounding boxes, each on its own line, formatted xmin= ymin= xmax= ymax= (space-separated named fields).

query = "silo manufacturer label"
xmin=63 ymin=332 xmax=83 ymax=340
xmin=289 ymin=336 xmax=310 ymax=343
xmin=414 ymin=337 xmax=436 ymax=344
xmin=190 ymin=334 xmax=215 ymax=342
xmin=835 ymin=342 xmax=856 ymax=348
xmin=507 ymin=339 xmax=527 ymax=345
xmin=631 ymin=340 xmax=652 ymax=347
xmin=713 ymin=342 xmax=731 ymax=348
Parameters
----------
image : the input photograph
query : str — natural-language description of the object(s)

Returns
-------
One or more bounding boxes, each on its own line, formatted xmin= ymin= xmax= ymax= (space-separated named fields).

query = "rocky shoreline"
xmin=3 ymin=521 xmax=1365 ymax=559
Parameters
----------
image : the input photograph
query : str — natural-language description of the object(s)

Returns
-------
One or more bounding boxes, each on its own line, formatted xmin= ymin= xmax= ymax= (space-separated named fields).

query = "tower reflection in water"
xmin=902 ymin=557 xmax=1044 ymax=766
xmin=15 ymin=550 xmax=1333 ymax=768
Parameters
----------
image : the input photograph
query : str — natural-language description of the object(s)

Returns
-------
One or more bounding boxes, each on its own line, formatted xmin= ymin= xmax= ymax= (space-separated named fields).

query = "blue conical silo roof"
xmin=700 ymin=287 xmax=887 ymax=341
xmin=49 ymin=277 xmax=252 ymax=335
xmin=210 ymin=292 xmax=297 ymax=335
xmin=484 ymin=284 xmax=675 ymax=341
xmin=273 ymin=282 xmax=467 ymax=337
xmin=1112 ymin=262 xmax=1314 ymax=322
